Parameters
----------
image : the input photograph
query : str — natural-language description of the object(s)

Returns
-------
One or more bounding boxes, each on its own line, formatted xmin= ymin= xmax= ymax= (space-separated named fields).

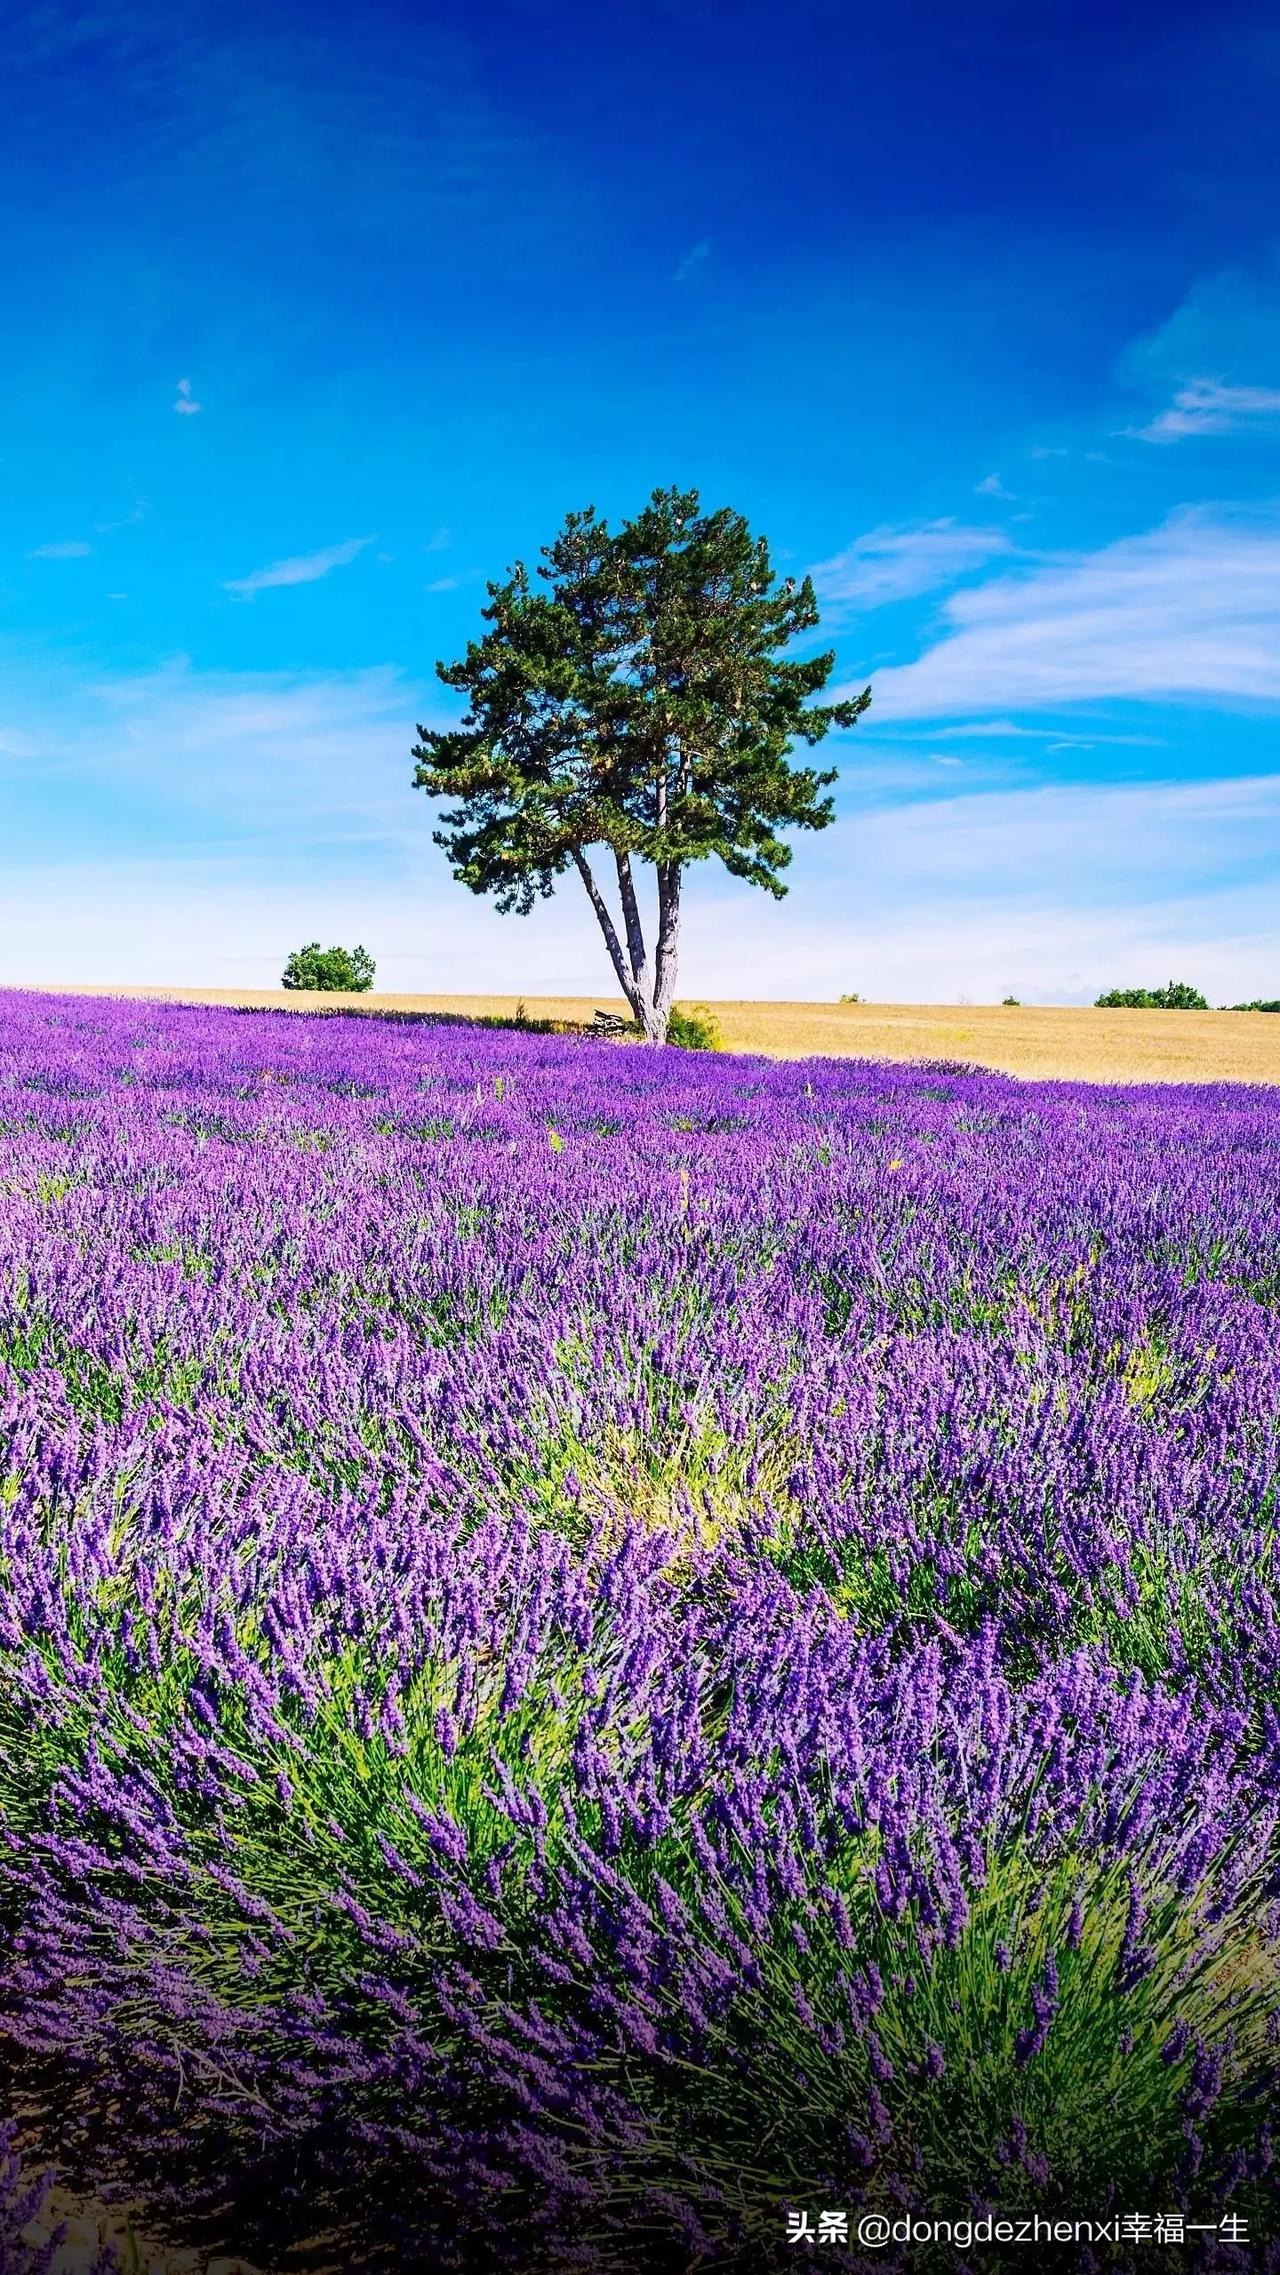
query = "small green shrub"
xmin=1229 ymin=998 xmax=1280 ymax=1012
xmin=281 ymin=943 xmax=376 ymax=993
xmin=666 ymin=1004 xmax=723 ymax=1051
xmin=838 ymin=991 xmax=862 ymax=1004
xmin=1095 ymin=980 xmax=1207 ymax=1010
xmin=1002 ymin=995 xmax=1020 ymax=1006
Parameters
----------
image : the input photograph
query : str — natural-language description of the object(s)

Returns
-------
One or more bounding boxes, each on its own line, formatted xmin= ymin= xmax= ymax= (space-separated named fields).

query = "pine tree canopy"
xmin=411 ymin=485 xmax=870 ymax=1038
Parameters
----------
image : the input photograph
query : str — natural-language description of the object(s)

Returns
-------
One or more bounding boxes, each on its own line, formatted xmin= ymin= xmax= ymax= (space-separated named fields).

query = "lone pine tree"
xmin=412 ymin=485 xmax=870 ymax=1041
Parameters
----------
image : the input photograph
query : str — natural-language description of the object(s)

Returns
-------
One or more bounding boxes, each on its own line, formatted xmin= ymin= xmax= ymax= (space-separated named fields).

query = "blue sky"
xmin=2 ymin=0 xmax=1279 ymax=1004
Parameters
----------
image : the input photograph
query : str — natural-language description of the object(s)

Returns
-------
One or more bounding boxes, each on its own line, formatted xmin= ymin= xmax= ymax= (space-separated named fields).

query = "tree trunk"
xmin=613 ymin=851 xmax=656 ymax=1029
xmin=572 ymin=850 xmax=645 ymax=1024
xmin=652 ymin=861 xmax=682 ymax=1041
xmin=573 ymin=848 xmax=678 ymax=1044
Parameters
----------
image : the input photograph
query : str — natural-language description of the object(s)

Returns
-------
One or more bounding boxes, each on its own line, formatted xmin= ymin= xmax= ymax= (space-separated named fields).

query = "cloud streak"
xmin=92 ymin=503 xmax=148 ymax=533
xmin=859 ymin=509 xmax=1280 ymax=717
xmin=174 ymin=377 xmax=202 ymax=416
xmin=885 ymin=721 xmax=1162 ymax=745
xmin=82 ymin=660 xmax=413 ymax=814
xmin=673 ymin=237 xmax=711 ymax=283
xmin=223 ymin=536 xmax=374 ymax=597
xmin=851 ymin=770 xmax=1280 ymax=887
xmin=1130 ymin=376 xmax=1280 ymax=443
xmin=810 ymin=520 xmax=1016 ymax=614
xmin=28 ymin=539 xmax=90 ymax=559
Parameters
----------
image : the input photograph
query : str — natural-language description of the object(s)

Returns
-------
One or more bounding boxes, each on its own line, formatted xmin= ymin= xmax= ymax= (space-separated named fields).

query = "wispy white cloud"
xmin=880 ymin=720 xmax=1062 ymax=742
xmin=675 ymin=880 xmax=1280 ymax=1009
xmin=10 ymin=785 xmax=1279 ymax=1008
xmin=934 ymin=721 xmax=1058 ymax=739
xmin=810 ymin=519 xmax=1017 ymax=614
xmin=0 ymin=654 xmax=612 ymax=992
xmin=673 ymin=237 xmax=712 ymax=284
xmin=975 ymin=473 xmax=1015 ymax=499
xmin=852 ymin=770 xmax=1280 ymax=884
xmin=831 ymin=742 xmax=1015 ymax=800
xmin=83 ymin=657 xmax=410 ymax=781
xmin=477 ymin=763 xmax=1280 ymax=1002
xmin=885 ymin=721 xmax=1164 ymax=745
xmin=92 ymin=502 xmax=148 ymax=533
xmin=5 ymin=657 xmax=1280 ymax=1007
xmin=425 ymin=573 xmax=465 ymax=593
xmin=424 ymin=526 xmax=453 ymax=553
xmin=860 ymin=508 xmax=1280 ymax=718
xmin=706 ymin=771 xmax=1280 ymax=1003
xmin=28 ymin=539 xmax=91 ymax=559
xmin=174 ymin=377 xmax=202 ymax=416
xmin=1129 ymin=376 xmax=1280 ymax=443
xmin=58 ymin=660 xmax=401 ymax=825
xmin=224 ymin=536 xmax=374 ymax=598
xmin=1121 ymin=258 xmax=1280 ymax=445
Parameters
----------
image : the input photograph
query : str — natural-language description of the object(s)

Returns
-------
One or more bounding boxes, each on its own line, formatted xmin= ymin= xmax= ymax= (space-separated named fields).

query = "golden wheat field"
xmin=34 ymin=986 xmax=1280 ymax=1084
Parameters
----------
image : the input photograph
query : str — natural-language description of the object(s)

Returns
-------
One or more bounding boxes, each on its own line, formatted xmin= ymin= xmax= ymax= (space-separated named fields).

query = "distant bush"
xmin=1152 ymin=981 xmax=1209 ymax=1008
xmin=1229 ymin=999 xmax=1280 ymax=1013
xmin=1002 ymin=995 xmax=1021 ymax=1006
xmin=282 ymin=943 xmax=376 ymax=993
xmin=666 ymin=1004 xmax=724 ymax=1051
xmin=839 ymin=992 xmax=862 ymax=1004
xmin=1095 ymin=981 xmax=1208 ymax=1010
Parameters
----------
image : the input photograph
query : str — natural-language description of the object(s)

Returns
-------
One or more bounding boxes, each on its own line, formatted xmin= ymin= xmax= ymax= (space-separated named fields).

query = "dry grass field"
xmin=34 ymin=985 xmax=1280 ymax=1084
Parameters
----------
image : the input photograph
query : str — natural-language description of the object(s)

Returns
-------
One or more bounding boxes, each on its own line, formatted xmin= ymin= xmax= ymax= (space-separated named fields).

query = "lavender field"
xmin=1 ymin=989 xmax=1278 ymax=2272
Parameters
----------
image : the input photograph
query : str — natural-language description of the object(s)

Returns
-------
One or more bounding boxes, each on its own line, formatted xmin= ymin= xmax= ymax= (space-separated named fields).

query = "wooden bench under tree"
xmin=591 ymin=1009 xmax=630 ymax=1036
